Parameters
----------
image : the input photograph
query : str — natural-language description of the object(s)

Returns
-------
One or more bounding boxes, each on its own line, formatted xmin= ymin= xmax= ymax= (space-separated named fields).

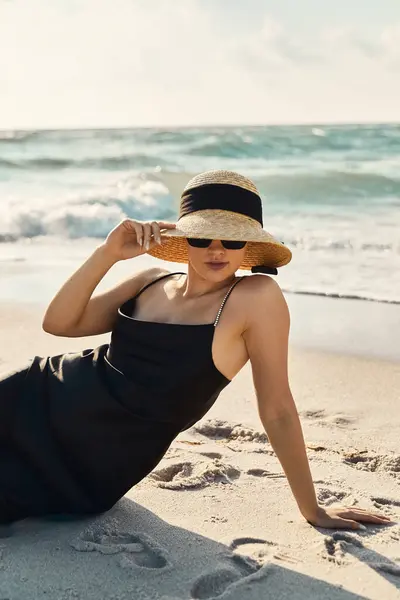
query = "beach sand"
xmin=0 ymin=296 xmax=399 ymax=600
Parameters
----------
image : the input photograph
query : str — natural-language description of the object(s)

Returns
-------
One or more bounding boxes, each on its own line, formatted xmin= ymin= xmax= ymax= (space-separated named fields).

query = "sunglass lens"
xmin=222 ymin=240 xmax=247 ymax=250
xmin=187 ymin=238 xmax=211 ymax=248
xmin=187 ymin=238 xmax=246 ymax=250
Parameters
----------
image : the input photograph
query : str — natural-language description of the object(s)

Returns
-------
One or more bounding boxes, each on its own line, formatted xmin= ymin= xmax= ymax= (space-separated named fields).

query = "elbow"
xmin=42 ymin=317 xmax=71 ymax=337
xmin=42 ymin=316 xmax=53 ymax=334
xmin=42 ymin=308 xmax=55 ymax=334
xmin=42 ymin=319 xmax=62 ymax=336
xmin=41 ymin=304 xmax=80 ymax=336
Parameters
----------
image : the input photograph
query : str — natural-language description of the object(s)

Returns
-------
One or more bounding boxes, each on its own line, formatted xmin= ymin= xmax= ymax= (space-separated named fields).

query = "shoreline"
xmin=1 ymin=237 xmax=399 ymax=307
xmin=287 ymin=289 xmax=400 ymax=306
xmin=1 ymin=241 xmax=400 ymax=363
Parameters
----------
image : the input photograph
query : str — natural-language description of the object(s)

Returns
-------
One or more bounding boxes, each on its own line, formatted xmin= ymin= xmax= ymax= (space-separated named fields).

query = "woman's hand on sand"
xmin=100 ymin=219 xmax=176 ymax=261
xmin=307 ymin=505 xmax=393 ymax=530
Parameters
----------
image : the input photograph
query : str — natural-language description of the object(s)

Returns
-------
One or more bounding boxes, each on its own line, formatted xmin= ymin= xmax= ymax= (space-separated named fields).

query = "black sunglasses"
xmin=187 ymin=238 xmax=247 ymax=250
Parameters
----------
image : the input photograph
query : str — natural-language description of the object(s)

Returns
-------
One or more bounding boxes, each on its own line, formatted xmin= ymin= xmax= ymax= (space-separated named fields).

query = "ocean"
xmin=1 ymin=124 xmax=399 ymax=305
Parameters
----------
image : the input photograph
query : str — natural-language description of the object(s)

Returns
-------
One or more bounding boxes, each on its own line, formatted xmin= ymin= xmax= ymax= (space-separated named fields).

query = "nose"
xmin=208 ymin=240 xmax=225 ymax=252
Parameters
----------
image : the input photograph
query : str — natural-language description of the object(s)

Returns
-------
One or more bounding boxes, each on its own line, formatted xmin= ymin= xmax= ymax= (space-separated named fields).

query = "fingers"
xmin=342 ymin=506 xmax=392 ymax=519
xmin=330 ymin=517 xmax=366 ymax=530
xmin=151 ymin=221 xmax=162 ymax=245
xmin=342 ymin=509 xmax=393 ymax=524
xmin=128 ymin=220 xmax=143 ymax=247
xmin=335 ymin=507 xmax=393 ymax=527
xmin=144 ymin=222 xmax=167 ymax=250
xmin=358 ymin=514 xmax=393 ymax=524
xmin=141 ymin=220 xmax=175 ymax=251
xmin=142 ymin=222 xmax=152 ymax=251
xmin=158 ymin=221 xmax=176 ymax=231
xmin=121 ymin=219 xmax=175 ymax=251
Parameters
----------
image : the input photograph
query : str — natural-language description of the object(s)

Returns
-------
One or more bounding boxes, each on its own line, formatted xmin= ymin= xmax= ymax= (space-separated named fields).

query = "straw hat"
xmin=148 ymin=169 xmax=292 ymax=273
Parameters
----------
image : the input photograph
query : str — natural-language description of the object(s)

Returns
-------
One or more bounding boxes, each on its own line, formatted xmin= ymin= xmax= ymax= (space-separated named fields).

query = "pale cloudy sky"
xmin=1 ymin=0 xmax=400 ymax=129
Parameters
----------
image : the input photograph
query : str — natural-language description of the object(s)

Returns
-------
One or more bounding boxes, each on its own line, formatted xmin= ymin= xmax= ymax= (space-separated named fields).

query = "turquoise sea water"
xmin=0 ymin=124 xmax=399 ymax=304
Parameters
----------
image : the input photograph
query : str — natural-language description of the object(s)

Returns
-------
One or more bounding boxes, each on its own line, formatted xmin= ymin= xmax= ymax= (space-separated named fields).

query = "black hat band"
xmin=180 ymin=183 xmax=263 ymax=227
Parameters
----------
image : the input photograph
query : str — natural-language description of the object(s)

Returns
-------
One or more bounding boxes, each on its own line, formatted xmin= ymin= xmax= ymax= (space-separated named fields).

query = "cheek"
xmin=186 ymin=245 xmax=205 ymax=267
xmin=232 ymin=248 xmax=246 ymax=268
xmin=187 ymin=245 xmax=199 ymax=259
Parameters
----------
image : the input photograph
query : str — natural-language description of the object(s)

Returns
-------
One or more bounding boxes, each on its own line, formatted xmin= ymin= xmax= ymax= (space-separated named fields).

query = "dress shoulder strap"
xmin=214 ymin=276 xmax=245 ymax=327
xmin=135 ymin=271 xmax=186 ymax=300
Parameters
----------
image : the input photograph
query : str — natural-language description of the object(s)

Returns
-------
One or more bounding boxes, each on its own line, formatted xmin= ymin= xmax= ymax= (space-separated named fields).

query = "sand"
xmin=0 ymin=299 xmax=399 ymax=600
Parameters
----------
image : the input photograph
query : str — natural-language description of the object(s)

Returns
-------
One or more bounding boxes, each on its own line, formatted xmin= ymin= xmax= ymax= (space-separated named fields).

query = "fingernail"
xmin=145 ymin=241 xmax=150 ymax=251
xmin=139 ymin=237 xmax=143 ymax=246
xmin=358 ymin=524 xmax=367 ymax=530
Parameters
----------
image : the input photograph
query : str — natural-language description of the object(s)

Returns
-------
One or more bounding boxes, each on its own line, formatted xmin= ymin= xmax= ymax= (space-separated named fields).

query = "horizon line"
xmin=1 ymin=119 xmax=400 ymax=133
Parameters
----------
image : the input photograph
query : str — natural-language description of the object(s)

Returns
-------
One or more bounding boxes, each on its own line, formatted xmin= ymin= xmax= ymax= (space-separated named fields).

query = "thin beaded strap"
xmin=214 ymin=277 xmax=245 ymax=327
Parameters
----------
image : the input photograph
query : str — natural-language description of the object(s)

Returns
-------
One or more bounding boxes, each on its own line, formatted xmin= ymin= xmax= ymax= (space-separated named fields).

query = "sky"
xmin=1 ymin=0 xmax=400 ymax=129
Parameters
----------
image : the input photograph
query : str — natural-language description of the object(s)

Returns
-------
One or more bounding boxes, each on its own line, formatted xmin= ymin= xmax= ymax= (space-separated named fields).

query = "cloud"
xmin=231 ymin=17 xmax=323 ymax=76
xmin=0 ymin=1 xmax=399 ymax=127
xmin=0 ymin=0 xmax=214 ymax=87
xmin=323 ymin=24 xmax=400 ymax=68
xmin=380 ymin=25 xmax=400 ymax=66
xmin=0 ymin=0 xmax=231 ymax=124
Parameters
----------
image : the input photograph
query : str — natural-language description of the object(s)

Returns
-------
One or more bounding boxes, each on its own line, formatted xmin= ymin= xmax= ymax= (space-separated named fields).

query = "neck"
xmin=181 ymin=264 xmax=236 ymax=299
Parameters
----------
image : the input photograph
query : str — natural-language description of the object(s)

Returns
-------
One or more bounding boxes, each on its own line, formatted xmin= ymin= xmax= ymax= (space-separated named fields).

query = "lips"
xmin=205 ymin=262 xmax=228 ymax=270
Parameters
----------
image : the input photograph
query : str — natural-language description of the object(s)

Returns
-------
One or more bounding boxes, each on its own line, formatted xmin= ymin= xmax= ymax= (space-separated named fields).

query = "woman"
xmin=0 ymin=170 xmax=390 ymax=530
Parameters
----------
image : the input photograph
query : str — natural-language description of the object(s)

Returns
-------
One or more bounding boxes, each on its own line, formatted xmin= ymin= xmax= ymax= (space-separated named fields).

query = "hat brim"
xmin=148 ymin=210 xmax=292 ymax=270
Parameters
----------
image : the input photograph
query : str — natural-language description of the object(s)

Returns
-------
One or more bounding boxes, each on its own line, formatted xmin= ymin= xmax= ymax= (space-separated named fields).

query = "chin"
xmin=201 ymin=263 xmax=237 ymax=281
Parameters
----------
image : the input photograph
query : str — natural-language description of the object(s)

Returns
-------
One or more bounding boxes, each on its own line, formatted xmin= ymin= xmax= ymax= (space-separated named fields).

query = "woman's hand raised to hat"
xmin=100 ymin=218 xmax=176 ymax=262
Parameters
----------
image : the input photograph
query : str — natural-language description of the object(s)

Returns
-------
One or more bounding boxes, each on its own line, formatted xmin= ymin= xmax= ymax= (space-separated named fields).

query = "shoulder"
xmin=130 ymin=266 xmax=178 ymax=290
xmin=238 ymin=273 xmax=280 ymax=293
xmin=112 ymin=266 xmax=172 ymax=301
xmin=236 ymin=274 xmax=286 ymax=305
xmin=137 ymin=266 xmax=172 ymax=287
xmin=235 ymin=274 xmax=290 ymax=331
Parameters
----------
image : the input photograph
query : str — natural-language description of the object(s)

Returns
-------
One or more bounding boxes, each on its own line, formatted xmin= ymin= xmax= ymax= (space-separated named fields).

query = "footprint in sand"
xmin=246 ymin=468 xmax=285 ymax=479
xmin=343 ymin=451 xmax=400 ymax=476
xmin=302 ymin=409 xmax=326 ymax=420
xmin=230 ymin=537 xmax=298 ymax=565
xmin=190 ymin=553 xmax=261 ymax=599
xmin=149 ymin=459 xmax=241 ymax=490
xmin=323 ymin=532 xmax=363 ymax=565
xmin=317 ymin=487 xmax=348 ymax=506
xmin=199 ymin=452 xmax=223 ymax=460
xmin=370 ymin=496 xmax=400 ymax=521
xmin=323 ymin=532 xmax=400 ymax=576
xmin=190 ymin=537 xmax=296 ymax=599
xmin=71 ymin=527 xmax=168 ymax=569
xmin=230 ymin=537 xmax=272 ymax=551
xmin=301 ymin=410 xmax=355 ymax=429
xmin=194 ymin=420 xmax=268 ymax=447
xmin=371 ymin=496 xmax=400 ymax=508
xmin=194 ymin=419 xmax=273 ymax=454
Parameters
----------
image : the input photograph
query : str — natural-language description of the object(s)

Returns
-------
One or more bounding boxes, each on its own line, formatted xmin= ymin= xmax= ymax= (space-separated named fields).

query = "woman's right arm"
xmin=42 ymin=219 xmax=175 ymax=337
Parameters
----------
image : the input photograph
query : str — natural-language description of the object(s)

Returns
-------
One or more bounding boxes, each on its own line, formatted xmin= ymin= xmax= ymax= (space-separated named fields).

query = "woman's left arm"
xmin=243 ymin=276 xmax=392 ymax=530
